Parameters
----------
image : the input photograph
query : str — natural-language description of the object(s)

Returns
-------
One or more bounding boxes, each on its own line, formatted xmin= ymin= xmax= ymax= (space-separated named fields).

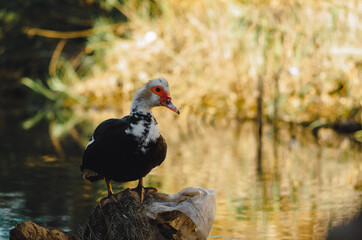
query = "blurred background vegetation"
xmin=1 ymin=1 xmax=362 ymax=239
xmin=1 ymin=0 xmax=361 ymax=144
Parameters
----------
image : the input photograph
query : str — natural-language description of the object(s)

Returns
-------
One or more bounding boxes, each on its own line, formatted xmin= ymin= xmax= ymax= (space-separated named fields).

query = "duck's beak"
xmin=160 ymin=93 xmax=180 ymax=114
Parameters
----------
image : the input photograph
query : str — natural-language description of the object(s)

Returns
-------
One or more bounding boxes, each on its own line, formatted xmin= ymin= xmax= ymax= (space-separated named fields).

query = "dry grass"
xmin=23 ymin=0 xmax=362 ymax=137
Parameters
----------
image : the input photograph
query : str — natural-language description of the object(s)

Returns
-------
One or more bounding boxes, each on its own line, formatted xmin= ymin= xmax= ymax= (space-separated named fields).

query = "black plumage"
xmin=80 ymin=78 xmax=179 ymax=201
xmin=81 ymin=114 xmax=167 ymax=183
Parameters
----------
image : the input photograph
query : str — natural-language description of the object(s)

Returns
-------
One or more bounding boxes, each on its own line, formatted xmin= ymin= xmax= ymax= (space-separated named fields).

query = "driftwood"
xmin=10 ymin=187 xmax=215 ymax=240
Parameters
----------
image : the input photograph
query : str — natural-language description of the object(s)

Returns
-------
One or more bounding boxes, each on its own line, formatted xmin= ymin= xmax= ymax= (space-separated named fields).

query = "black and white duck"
xmin=81 ymin=78 xmax=179 ymax=202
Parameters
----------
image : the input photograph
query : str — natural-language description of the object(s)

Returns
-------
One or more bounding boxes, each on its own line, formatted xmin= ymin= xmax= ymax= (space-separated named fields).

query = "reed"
xmin=23 ymin=0 xmax=362 ymax=140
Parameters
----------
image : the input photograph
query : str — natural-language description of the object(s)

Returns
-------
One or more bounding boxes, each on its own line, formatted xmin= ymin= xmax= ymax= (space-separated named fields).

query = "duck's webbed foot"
xmin=99 ymin=178 xmax=118 ymax=207
xmin=128 ymin=178 xmax=158 ymax=202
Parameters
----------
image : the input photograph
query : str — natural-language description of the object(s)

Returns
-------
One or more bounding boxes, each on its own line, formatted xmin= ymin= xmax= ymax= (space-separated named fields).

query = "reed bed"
xmin=22 ymin=0 xmax=362 ymax=139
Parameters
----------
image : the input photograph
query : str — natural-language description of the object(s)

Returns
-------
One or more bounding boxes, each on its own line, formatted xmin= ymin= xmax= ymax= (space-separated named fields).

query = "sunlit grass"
xmin=22 ymin=0 xmax=362 ymax=140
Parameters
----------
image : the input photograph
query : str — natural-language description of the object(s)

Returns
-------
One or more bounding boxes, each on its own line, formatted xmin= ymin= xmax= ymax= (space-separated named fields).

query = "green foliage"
xmin=354 ymin=130 xmax=362 ymax=143
xmin=21 ymin=62 xmax=86 ymax=138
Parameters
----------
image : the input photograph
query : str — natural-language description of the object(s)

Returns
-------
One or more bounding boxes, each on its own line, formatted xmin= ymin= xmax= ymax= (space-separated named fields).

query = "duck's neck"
xmin=130 ymin=104 xmax=152 ymax=115
xmin=130 ymin=91 xmax=153 ymax=116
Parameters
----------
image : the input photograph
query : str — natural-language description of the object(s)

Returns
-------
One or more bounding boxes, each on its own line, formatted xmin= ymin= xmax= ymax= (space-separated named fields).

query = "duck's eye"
xmin=151 ymin=86 xmax=164 ymax=95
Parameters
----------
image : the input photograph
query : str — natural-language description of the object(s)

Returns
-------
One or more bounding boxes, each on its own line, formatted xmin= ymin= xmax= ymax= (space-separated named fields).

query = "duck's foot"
xmin=128 ymin=187 xmax=158 ymax=202
xmin=99 ymin=187 xmax=158 ymax=207
xmin=99 ymin=193 xmax=120 ymax=207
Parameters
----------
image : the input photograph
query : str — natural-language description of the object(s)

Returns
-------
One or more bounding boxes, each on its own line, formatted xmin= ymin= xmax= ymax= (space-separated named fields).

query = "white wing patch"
xmin=147 ymin=121 xmax=160 ymax=143
xmin=85 ymin=135 xmax=95 ymax=150
xmin=125 ymin=121 xmax=145 ymax=138
xmin=125 ymin=118 xmax=160 ymax=153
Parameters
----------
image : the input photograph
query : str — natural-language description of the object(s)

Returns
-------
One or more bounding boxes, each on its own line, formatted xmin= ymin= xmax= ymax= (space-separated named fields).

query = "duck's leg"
xmin=128 ymin=178 xmax=144 ymax=201
xmin=105 ymin=177 xmax=114 ymax=197
xmin=136 ymin=178 xmax=145 ymax=201
xmin=100 ymin=178 xmax=118 ymax=207
xmin=129 ymin=178 xmax=157 ymax=202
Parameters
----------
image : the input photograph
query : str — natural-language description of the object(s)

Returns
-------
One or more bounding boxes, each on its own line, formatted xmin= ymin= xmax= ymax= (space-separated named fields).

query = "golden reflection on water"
xmin=135 ymin=121 xmax=362 ymax=240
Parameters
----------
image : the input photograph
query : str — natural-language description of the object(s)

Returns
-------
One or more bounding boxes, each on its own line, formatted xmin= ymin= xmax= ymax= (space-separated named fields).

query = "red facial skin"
xmin=151 ymin=86 xmax=180 ymax=114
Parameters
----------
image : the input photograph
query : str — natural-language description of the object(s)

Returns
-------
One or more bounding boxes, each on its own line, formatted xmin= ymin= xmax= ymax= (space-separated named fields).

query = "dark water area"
xmin=0 ymin=116 xmax=97 ymax=239
xmin=1 ymin=113 xmax=362 ymax=240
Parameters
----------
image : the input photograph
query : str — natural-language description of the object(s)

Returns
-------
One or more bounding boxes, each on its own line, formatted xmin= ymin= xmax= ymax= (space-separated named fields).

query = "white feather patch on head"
xmin=150 ymin=78 xmax=170 ymax=92
xmin=130 ymin=78 xmax=171 ymax=114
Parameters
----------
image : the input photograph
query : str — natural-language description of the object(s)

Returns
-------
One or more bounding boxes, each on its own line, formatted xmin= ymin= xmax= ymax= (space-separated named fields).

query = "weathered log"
xmin=10 ymin=187 xmax=215 ymax=240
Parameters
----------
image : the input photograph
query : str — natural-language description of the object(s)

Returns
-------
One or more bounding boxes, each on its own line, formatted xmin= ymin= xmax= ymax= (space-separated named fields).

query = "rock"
xmin=9 ymin=221 xmax=80 ymax=240
xmin=327 ymin=210 xmax=362 ymax=240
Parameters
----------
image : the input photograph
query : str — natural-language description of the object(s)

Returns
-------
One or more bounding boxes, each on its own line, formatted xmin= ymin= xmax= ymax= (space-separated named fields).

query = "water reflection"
xmin=0 ymin=117 xmax=361 ymax=240
xmin=0 ymin=118 xmax=96 ymax=239
xmin=159 ymin=121 xmax=362 ymax=239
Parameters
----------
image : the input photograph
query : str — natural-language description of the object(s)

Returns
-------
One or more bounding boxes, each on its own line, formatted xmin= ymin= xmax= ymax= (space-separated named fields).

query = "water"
xmin=0 ymin=117 xmax=361 ymax=240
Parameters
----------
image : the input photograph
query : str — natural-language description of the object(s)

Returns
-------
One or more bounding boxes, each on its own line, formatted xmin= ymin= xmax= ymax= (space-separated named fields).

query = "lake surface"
xmin=0 ymin=116 xmax=361 ymax=240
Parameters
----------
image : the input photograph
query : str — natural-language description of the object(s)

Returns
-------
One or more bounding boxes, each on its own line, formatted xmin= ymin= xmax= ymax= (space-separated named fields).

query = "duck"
xmin=81 ymin=78 xmax=179 ymax=202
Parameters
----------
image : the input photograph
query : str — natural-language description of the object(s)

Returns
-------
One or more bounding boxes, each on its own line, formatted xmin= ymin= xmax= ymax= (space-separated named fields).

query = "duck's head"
xmin=131 ymin=78 xmax=180 ymax=114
